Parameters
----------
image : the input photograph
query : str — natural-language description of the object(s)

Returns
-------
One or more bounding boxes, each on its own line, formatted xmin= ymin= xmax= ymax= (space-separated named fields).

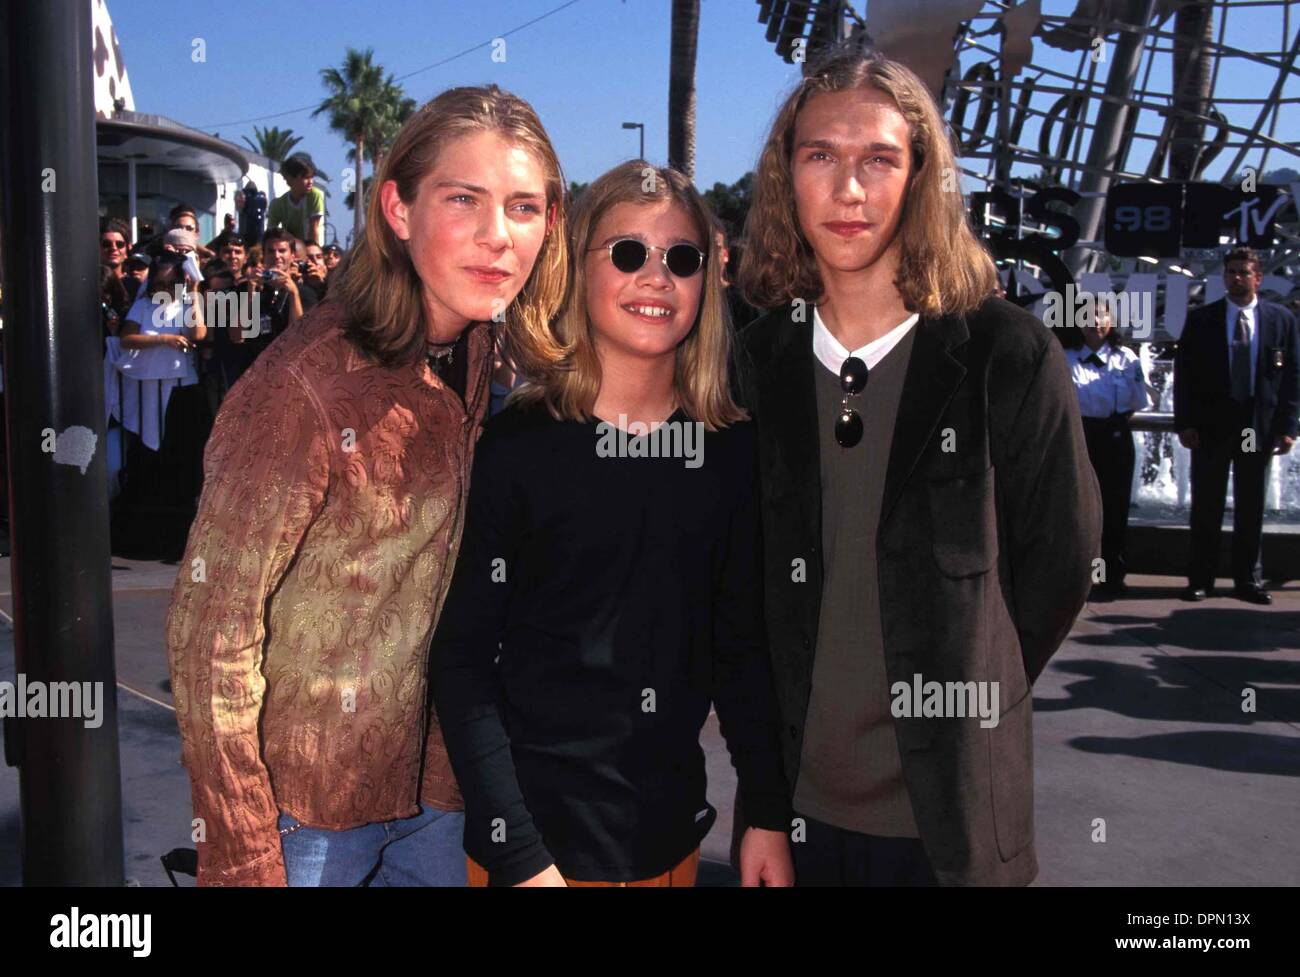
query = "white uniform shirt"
xmin=1068 ymin=342 xmax=1153 ymax=418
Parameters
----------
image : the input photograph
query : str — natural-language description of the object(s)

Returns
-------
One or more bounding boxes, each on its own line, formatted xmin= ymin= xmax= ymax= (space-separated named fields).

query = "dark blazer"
xmin=1173 ymin=297 xmax=1300 ymax=445
xmin=730 ymin=296 xmax=1102 ymax=885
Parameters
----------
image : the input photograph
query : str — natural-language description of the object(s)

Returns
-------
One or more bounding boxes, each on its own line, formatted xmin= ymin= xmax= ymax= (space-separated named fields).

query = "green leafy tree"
xmin=241 ymin=126 xmax=303 ymax=163
xmin=702 ymin=172 xmax=753 ymax=240
xmin=314 ymin=48 xmax=403 ymax=241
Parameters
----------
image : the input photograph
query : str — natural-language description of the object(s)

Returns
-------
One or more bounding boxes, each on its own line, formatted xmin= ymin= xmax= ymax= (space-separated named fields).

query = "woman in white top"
xmin=111 ymin=252 xmax=210 ymax=558
xmin=1068 ymin=304 xmax=1154 ymax=597
xmin=115 ymin=251 xmax=206 ymax=448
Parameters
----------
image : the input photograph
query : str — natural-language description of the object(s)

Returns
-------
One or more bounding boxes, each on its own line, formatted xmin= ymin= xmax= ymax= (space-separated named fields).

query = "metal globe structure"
xmin=944 ymin=1 xmax=1300 ymax=303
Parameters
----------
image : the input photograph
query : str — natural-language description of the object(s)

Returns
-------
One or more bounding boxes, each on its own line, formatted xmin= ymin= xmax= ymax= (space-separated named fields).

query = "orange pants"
xmin=467 ymin=848 xmax=700 ymax=887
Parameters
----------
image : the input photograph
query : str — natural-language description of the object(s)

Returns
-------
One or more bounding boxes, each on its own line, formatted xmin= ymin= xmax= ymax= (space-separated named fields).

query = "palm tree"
xmin=241 ymin=125 xmax=303 ymax=163
xmin=667 ymin=0 xmax=700 ymax=177
xmin=350 ymin=83 xmax=416 ymax=179
xmin=314 ymin=48 xmax=398 ymax=241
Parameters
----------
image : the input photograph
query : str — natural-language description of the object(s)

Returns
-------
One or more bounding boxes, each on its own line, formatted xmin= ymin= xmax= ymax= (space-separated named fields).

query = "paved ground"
xmin=2 ymin=560 xmax=1297 ymax=885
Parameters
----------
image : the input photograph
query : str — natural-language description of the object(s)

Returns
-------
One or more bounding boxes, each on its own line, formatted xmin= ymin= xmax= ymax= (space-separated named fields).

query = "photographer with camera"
xmin=230 ymin=227 xmax=313 ymax=373
xmin=139 ymin=204 xmax=215 ymax=263
xmin=303 ymin=241 xmax=329 ymax=299
xmin=195 ymin=260 xmax=245 ymax=410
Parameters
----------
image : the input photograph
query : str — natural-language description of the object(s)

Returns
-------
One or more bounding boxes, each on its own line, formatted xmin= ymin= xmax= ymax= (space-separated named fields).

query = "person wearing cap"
xmin=122 ymin=250 xmax=150 ymax=302
xmin=219 ymin=233 xmax=247 ymax=276
xmin=162 ymin=229 xmax=205 ymax=295
xmin=163 ymin=227 xmax=198 ymax=254
xmin=111 ymin=251 xmax=211 ymax=557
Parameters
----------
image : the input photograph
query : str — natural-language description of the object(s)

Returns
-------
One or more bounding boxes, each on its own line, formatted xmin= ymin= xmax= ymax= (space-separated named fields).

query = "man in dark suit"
xmin=1174 ymin=247 xmax=1300 ymax=604
xmin=730 ymin=48 xmax=1101 ymax=886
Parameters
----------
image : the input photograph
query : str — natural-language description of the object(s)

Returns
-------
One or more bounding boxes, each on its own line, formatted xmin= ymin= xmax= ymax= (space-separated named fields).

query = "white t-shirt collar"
xmin=812 ymin=304 xmax=919 ymax=375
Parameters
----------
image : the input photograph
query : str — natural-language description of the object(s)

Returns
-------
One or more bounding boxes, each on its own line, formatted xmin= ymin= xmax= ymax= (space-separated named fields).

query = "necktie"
xmin=1231 ymin=308 xmax=1252 ymax=401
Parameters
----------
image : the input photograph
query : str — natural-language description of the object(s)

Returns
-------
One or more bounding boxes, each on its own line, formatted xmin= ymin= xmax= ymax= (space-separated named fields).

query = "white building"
xmin=92 ymin=0 xmax=290 ymax=245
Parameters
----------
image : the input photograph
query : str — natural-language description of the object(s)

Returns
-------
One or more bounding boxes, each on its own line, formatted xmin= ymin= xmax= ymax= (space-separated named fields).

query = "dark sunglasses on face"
xmin=588 ymin=238 xmax=705 ymax=278
xmin=835 ymin=355 xmax=869 ymax=448
xmin=101 ymin=238 xmax=126 ymax=250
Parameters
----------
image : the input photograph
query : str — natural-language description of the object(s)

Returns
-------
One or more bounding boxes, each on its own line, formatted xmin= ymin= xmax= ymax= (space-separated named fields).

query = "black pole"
xmin=0 ymin=0 xmax=124 ymax=884
xmin=1065 ymin=0 xmax=1159 ymax=276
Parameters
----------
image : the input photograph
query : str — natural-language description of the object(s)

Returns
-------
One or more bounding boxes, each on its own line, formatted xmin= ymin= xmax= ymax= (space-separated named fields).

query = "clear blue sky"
xmin=108 ymin=0 xmax=1299 ymax=209
xmin=108 ymin=0 xmax=805 ymax=197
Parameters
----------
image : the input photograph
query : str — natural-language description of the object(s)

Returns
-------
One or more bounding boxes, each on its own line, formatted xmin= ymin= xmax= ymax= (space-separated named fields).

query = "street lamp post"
xmin=622 ymin=121 xmax=645 ymax=161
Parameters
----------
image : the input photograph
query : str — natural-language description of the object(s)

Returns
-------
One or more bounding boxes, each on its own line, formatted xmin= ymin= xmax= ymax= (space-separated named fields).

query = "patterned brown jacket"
xmin=166 ymin=300 xmax=489 ymax=886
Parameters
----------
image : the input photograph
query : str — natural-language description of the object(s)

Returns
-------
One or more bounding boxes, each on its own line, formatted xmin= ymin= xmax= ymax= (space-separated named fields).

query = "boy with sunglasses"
xmin=731 ymin=48 xmax=1100 ymax=886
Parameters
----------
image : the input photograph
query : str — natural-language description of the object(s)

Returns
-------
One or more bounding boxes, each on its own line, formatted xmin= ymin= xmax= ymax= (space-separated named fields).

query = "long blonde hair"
xmin=740 ymin=45 xmax=997 ymax=315
xmin=331 ymin=84 xmax=569 ymax=375
xmin=515 ymin=161 xmax=744 ymax=430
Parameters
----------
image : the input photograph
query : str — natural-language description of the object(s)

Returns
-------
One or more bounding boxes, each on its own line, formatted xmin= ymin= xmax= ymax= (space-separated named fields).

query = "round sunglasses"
xmin=835 ymin=355 xmax=869 ymax=448
xmin=588 ymin=238 xmax=705 ymax=279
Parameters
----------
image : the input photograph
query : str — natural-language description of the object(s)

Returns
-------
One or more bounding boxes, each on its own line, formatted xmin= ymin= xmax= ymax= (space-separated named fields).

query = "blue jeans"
xmin=278 ymin=805 xmax=467 ymax=887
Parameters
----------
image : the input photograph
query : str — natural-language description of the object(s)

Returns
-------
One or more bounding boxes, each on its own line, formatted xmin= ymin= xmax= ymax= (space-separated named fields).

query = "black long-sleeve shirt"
xmin=430 ymin=399 xmax=790 ymax=885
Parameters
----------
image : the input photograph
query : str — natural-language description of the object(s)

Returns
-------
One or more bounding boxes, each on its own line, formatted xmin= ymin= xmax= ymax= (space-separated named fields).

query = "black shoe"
xmin=1182 ymin=587 xmax=1209 ymax=602
xmin=1233 ymin=584 xmax=1272 ymax=605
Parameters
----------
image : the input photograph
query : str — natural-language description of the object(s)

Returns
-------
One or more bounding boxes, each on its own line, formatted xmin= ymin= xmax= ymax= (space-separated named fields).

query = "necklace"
xmin=426 ymin=339 xmax=455 ymax=373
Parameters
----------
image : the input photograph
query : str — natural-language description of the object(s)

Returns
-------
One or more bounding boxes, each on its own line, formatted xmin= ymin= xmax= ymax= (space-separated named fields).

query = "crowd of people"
xmin=97 ymin=159 xmax=342 ymax=558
